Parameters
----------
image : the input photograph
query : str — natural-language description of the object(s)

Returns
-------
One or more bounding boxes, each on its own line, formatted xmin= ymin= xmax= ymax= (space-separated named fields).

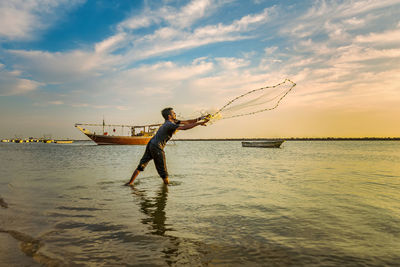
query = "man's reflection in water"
xmin=130 ymin=184 xmax=183 ymax=265
xmin=129 ymin=184 xmax=211 ymax=265
xmin=130 ymin=184 xmax=170 ymax=236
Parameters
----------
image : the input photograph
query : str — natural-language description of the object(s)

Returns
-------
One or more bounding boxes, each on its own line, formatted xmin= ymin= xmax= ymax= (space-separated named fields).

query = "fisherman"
xmin=125 ymin=108 xmax=209 ymax=185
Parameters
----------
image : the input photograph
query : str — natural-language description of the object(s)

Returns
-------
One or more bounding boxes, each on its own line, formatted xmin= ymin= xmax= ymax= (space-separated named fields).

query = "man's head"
xmin=161 ymin=107 xmax=176 ymax=120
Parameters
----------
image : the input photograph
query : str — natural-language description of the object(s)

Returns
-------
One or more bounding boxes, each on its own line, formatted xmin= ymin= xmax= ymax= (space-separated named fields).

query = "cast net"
xmin=205 ymin=79 xmax=296 ymax=122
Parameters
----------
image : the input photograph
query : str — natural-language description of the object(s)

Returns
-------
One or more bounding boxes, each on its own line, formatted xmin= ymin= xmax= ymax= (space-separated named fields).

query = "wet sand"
xmin=0 ymin=228 xmax=65 ymax=267
xmin=0 ymin=233 xmax=40 ymax=267
xmin=0 ymin=197 xmax=8 ymax=208
xmin=0 ymin=196 xmax=64 ymax=266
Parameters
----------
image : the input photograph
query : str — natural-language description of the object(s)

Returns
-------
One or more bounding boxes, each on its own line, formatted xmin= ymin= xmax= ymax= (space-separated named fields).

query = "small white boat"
xmin=242 ymin=140 xmax=284 ymax=148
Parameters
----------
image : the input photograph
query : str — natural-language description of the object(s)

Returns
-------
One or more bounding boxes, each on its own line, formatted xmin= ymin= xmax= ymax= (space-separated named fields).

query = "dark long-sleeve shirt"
xmin=149 ymin=120 xmax=180 ymax=150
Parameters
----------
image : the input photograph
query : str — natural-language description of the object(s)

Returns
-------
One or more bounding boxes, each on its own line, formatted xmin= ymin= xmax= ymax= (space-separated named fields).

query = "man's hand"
xmin=198 ymin=114 xmax=211 ymax=121
xmin=200 ymin=116 xmax=210 ymax=126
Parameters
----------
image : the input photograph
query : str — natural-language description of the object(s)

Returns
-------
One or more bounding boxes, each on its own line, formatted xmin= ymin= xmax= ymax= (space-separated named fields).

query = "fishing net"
xmin=203 ymin=79 xmax=296 ymax=123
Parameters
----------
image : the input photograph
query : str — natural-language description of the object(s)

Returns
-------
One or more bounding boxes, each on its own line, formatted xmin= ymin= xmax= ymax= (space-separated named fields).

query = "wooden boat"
xmin=242 ymin=140 xmax=284 ymax=148
xmin=75 ymin=122 xmax=161 ymax=145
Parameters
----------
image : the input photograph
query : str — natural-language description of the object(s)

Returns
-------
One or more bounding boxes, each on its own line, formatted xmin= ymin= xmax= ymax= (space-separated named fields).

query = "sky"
xmin=0 ymin=0 xmax=399 ymax=139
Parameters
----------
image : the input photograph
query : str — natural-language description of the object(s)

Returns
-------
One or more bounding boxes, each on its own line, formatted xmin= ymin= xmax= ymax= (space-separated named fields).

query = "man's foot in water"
xmin=125 ymin=169 xmax=140 ymax=186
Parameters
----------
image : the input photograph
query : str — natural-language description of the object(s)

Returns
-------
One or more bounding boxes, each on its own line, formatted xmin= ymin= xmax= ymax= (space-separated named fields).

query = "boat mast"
xmin=102 ymin=116 xmax=105 ymax=135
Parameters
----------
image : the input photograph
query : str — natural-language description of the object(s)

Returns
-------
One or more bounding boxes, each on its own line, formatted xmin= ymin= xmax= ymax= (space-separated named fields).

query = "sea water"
xmin=0 ymin=141 xmax=399 ymax=266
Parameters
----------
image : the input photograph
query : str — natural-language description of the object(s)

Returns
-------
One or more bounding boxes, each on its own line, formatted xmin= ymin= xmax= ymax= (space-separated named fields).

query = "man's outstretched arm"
xmin=177 ymin=119 xmax=208 ymax=130
xmin=179 ymin=115 xmax=209 ymax=125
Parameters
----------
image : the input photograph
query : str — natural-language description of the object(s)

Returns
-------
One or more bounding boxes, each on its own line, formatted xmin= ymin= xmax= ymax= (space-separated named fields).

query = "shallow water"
xmin=1 ymin=141 xmax=400 ymax=266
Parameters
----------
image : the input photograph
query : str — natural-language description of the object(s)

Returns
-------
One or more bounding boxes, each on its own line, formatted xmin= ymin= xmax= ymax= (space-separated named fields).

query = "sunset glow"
xmin=1 ymin=0 xmax=399 ymax=139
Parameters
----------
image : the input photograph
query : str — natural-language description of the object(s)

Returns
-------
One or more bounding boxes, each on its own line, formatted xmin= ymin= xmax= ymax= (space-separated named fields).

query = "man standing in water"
xmin=125 ymin=108 xmax=209 ymax=186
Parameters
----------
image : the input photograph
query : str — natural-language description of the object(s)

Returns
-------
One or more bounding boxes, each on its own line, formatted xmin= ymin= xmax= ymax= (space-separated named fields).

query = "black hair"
xmin=161 ymin=107 xmax=173 ymax=120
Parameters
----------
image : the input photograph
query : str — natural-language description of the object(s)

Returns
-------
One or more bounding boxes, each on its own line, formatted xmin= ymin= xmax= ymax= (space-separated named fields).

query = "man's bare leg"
xmin=125 ymin=169 xmax=140 ymax=186
xmin=163 ymin=177 xmax=170 ymax=185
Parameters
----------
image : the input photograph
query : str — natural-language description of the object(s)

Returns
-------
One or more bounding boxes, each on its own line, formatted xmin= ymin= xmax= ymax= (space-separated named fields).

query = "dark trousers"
xmin=137 ymin=143 xmax=168 ymax=179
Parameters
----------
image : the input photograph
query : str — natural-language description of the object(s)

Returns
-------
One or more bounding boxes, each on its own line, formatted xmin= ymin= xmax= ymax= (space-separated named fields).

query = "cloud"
xmin=264 ymin=46 xmax=278 ymax=55
xmin=118 ymin=0 xmax=214 ymax=31
xmin=111 ymin=2 xmax=276 ymax=61
xmin=8 ymin=49 xmax=120 ymax=83
xmin=14 ymin=53 xmax=288 ymax=117
xmin=343 ymin=17 xmax=366 ymax=27
xmin=32 ymin=99 xmax=131 ymax=111
xmin=124 ymin=6 xmax=275 ymax=61
xmin=118 ymin=12 xmax=158 ymax=31
xmin=278 ymin=37 xmax=400 ymax=97
xmin=3 ymin=0 xmax=276 ymax=92
xmin=95 ymin=33 xmax=127 ymax=54
xmin=0 ymin=64 xmax=42 ymax=96
xmin=167 ymin=0 xmax=213 ymax=28
xmin=257 ymin=0 xmax=400 ymax=114
xmin=0 ymin=0 xmax=84 ymax=41
xmin=106 ymin=59 xmax=215 ymax=97
xmin=215 ymin=57 xmax=250 ymax=69
xmin=3 ymin=1 xmax=276 ymax=92
xmin=355 ymin=28 xmax=400 ymax=44
xmin=48 ymin=100 xmax=63 ymax=105
xmin=116 ymin=106 xmax=131 ymax=111
xmin=2 ymin=0 xmax=400 ymax=129
xmin=282 ymin=0 xmax=400 ymax=40
xmin=69 ymin=103 xmax=112 ymax=109
xmin=302 ymin=0 xmax=400 ymax=20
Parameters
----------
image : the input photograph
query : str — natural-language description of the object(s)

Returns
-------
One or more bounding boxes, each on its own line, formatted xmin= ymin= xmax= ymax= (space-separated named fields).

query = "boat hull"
xmin=86 ymin=133 xmax=152 ymax=145
xmin=242 ymin=140 xmax=284 ymax=148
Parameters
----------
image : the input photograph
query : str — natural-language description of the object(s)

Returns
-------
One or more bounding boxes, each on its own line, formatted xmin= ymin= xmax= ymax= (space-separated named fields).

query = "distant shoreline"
xmin=172 ymin=137 xmax=400 ymax=141
xmin=5 ymin=138 xmax=398 ymax=142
